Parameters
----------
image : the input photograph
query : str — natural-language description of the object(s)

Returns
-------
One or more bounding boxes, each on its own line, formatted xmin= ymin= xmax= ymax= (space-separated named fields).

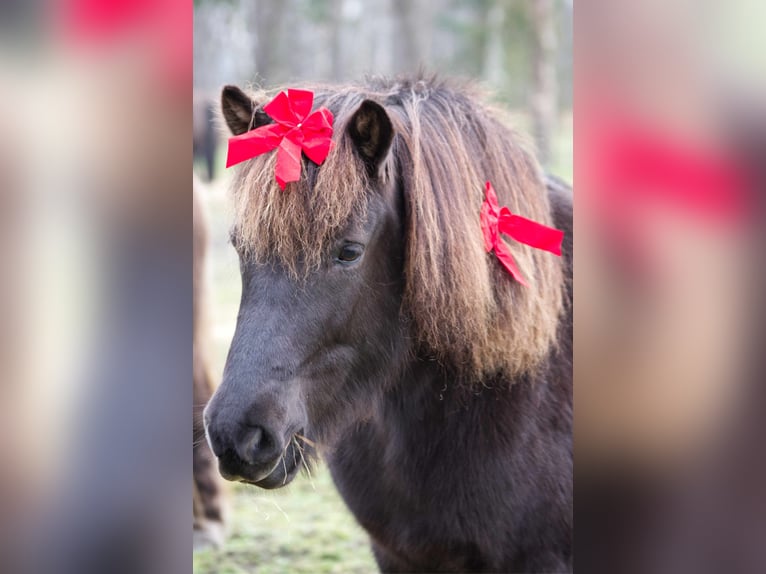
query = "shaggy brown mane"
xmin=228 ymin=76 xmax=564 ymax=378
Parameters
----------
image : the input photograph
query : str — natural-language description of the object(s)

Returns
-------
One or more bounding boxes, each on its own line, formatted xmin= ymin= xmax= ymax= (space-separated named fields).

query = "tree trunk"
xmin=529 ymin=0 xmax=558 ymax=167
xmin=329 ymin=0 xmax=344 ymax=81
xmin=482 ymin=0 xmax=506 ymax=85
xmin=392 ymin=0 xmax=430 ymax=74
xmin=251 ymin=0 xmax=287 ymax=85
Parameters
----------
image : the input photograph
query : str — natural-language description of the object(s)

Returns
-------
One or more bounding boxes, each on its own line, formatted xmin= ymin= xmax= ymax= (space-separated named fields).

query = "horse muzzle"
xmin=203 ymin=411 xmax=304 ymax=488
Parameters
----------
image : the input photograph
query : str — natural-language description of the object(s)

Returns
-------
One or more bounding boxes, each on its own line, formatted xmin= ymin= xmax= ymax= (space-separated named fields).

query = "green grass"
xmin=193 ymin=468 xmax=377 ymax=574
xmin=194 ymin=111 xmax=571 ymax=573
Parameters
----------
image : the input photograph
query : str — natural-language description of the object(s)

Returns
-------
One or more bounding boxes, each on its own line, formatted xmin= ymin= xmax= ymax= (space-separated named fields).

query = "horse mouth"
xmin=217 ymin=434 xmax=304 ymax=490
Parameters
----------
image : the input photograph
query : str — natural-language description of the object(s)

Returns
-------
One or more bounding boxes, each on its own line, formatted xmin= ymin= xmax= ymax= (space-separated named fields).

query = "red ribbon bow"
xmin=226 ymin=89 xmax=334 ymax=190
xmin=480 ymin=181 xmax=564 ymax=286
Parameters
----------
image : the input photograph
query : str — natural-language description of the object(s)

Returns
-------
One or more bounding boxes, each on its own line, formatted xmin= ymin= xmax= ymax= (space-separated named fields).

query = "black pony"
xmin=205 ymin=77 xmax=572 ymax=573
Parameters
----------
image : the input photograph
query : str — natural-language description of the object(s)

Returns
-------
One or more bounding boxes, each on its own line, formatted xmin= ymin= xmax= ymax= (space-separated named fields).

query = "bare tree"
xmin=392 ymin=0 xmax=431 ymax=74
xmin=329 ymin=0 xmax=345 ymax=81
xmin=529 ymin=0 xmax=558 ymax=166
xmin=482 ymin=0 xmax=506 ymax=85
xmin=250 ymin=0 xmax=288 ymax=84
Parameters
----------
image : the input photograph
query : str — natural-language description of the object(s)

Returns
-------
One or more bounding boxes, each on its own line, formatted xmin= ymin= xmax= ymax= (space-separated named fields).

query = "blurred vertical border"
xmin=0 ymin=0 xmax=192 ymax=573
xmin=575 ymin=1 xmax=766 ymax=573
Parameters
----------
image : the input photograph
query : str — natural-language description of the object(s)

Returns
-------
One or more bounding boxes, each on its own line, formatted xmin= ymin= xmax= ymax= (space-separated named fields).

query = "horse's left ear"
xmin=347 ymin=100 xmax=394 ymax=175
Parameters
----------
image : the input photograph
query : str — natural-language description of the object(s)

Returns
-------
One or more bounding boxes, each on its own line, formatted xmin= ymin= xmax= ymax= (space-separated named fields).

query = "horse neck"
xmin=376 ymin=356 xmax=534 ymax=443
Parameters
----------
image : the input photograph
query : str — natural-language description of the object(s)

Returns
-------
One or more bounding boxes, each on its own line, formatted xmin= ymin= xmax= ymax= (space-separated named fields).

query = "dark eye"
xmin=336 ymin=243 xmax=364 ymax=264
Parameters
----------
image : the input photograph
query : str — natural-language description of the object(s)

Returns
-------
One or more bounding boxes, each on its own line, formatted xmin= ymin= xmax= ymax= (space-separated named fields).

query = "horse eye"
xmin=336 ymin=243 xmax=364 ymax=264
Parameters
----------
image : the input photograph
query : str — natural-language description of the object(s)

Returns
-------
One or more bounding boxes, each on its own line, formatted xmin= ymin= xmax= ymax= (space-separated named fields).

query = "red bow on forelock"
xmin=480 ymin=181 xmax=564 ymax=286
xmin=226 ymin=89 xmax=334 ymax=190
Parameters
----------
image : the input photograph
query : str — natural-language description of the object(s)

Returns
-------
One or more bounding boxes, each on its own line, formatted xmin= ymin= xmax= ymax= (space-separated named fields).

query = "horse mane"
xmin=229 ymin=76 xmax=565 ymax=379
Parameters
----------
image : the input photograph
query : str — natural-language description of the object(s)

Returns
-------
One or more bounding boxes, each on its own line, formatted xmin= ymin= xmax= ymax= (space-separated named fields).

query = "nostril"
xmin=244 ymin=426 xmax=263 ymax=458
xmin=236 ymin=425 xmax=277 ymax=465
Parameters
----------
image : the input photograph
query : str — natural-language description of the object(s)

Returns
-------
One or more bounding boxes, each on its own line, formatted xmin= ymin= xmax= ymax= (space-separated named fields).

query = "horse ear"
xmin=347 ymin=100 xmax=394 ymax=175
xmin=221 ymin=85 xmax=255 ymax=135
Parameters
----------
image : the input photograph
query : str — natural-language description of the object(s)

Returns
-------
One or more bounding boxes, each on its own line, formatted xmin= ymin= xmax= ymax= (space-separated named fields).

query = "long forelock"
xmin=231 ymin=90 xmax=372 ymax=277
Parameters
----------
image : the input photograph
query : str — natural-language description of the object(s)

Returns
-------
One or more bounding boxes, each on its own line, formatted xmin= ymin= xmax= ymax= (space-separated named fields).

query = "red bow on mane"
xmin=480 ymin=181 xmax=564 ymax=286
xmin=226 ymin=89 xmax=334 ymax=190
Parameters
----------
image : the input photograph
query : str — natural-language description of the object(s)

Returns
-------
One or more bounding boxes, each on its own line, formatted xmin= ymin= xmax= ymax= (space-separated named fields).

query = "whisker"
xmin=295 ymin=433 xmax=317 ymax=448
xmin=253 ymin=497 xmax=290 ymax=522
xmin=192 ymin=438 xmax=208 ymax=448
xmin=293 ymin=437 xmax=315 ymax=491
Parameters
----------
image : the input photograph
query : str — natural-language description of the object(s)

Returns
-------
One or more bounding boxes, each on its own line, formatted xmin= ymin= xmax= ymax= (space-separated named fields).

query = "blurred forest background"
xmin=194 ymin=0 xmax=572 ymax=171
xmin=193 ymin=1 xmax=571 ymax=573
